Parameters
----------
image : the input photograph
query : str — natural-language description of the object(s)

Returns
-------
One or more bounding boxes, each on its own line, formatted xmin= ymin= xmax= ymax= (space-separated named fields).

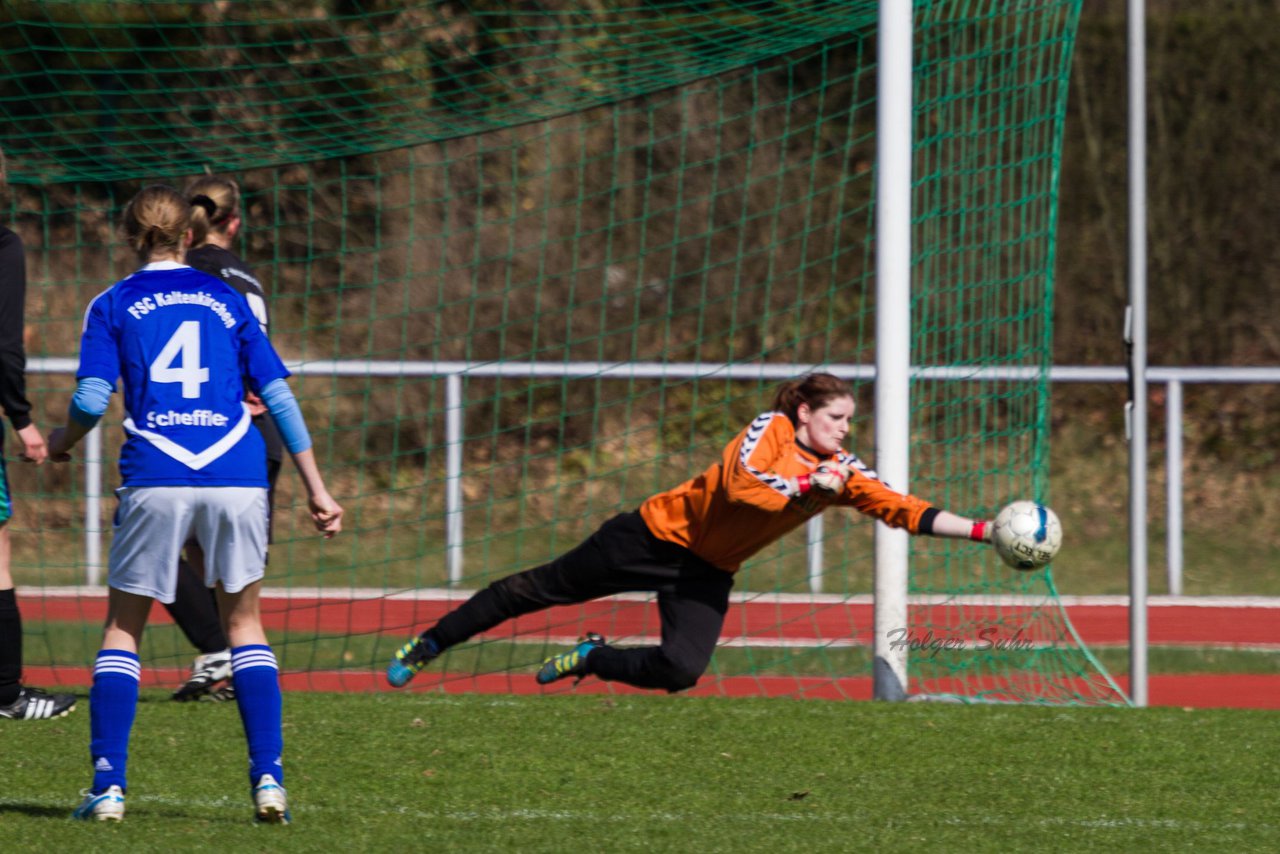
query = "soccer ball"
xmin=991 ymin=501 xmax=1063 ymax=571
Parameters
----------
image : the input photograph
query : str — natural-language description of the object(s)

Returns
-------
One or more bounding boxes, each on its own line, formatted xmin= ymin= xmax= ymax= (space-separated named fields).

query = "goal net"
xmin=2 ymin=0 xmax=1123 ymax=704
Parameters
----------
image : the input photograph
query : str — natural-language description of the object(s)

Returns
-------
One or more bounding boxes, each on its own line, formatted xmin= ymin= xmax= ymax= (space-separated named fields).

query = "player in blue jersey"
xmin=162 ymin=175 xmax=284 ymax=703
xmin=48 ymin=184 xmax=343 ymax=824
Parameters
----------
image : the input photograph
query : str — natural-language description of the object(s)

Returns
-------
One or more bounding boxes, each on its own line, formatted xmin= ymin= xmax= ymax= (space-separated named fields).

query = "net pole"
xmin=1126 ymin=0 xmax=1149 ymax=707
xmin=806 ymin=516 xmax=824 ymax=593
xmin=1165 ymin=378 xmax=1183 ymax=596
xmin=872 ymin=0 xmax=912 ymax=702
xmin=445 ymin=373 xmax=465 ymax=585
xmin=84 ymin=425 xmax=103 ymax=587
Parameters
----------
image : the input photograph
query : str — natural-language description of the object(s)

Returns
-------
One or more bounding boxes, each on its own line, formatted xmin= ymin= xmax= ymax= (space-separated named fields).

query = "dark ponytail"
xmin=184 ymin=175 xmax=240 ymax=248
xmin=771 ymin=373 xmax=854 ymax=424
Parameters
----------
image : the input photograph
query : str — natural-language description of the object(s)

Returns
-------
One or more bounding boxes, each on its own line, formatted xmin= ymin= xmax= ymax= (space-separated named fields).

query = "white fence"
xmin=30 ymin=359 xmax=1280 ymax=593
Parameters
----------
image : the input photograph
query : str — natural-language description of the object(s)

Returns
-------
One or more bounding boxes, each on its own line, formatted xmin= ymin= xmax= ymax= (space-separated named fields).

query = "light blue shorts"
xmin=107 ymin=486 xmax=269 ymax=603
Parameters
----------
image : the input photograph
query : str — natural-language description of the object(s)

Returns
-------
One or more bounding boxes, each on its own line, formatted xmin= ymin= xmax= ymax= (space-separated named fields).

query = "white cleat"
xmin=71 ymin=785 xmax=125 ymax=822
xmin=253 ymin=774 xmax=291 ymax=824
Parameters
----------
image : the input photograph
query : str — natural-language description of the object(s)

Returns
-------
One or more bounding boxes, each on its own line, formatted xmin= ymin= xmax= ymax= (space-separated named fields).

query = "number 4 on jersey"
xmin=150 ymin=320 xmax=210 ymax=399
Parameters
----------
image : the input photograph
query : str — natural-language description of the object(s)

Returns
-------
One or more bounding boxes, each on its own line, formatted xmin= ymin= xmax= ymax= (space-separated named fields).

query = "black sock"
xmin=160 ymin=559 xmax=228 ymax=654
xmin=421 ymin=630 xmax=444 ymax=657
xmin=0 ymin=588 xmax=23 ymax=705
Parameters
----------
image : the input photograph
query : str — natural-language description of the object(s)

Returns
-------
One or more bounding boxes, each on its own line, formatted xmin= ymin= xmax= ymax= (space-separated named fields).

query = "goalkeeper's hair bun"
xmin=122 ymin=184 xmax=189 ymax=260
xmin=184 ymin=174 xmax=241 ymax=247
xmin=772 ymin=372 xmax=854 ymax=424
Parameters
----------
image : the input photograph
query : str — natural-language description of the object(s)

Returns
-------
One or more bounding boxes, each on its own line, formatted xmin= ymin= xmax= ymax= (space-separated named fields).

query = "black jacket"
xmin=0 ymin=225 xmax=32 ymax=431
xmin=186 ymin=243 xmax=284 ymax=462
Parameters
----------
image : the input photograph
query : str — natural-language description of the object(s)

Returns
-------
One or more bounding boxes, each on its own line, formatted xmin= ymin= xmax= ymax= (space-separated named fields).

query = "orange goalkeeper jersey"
xmin=639 ymin=411 xmax=933 ymax=572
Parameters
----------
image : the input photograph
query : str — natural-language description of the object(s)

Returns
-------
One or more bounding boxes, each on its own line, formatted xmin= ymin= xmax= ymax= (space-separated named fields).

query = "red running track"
xmin=22 ymin=591 xmax=1280 ymax=647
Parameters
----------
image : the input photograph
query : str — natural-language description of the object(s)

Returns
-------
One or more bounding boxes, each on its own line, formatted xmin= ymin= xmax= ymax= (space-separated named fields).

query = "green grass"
xmin=1092 ymin=646 xmax=1280 ymax=676
xmin=2 ymin=692 xmax=1277 ymax=851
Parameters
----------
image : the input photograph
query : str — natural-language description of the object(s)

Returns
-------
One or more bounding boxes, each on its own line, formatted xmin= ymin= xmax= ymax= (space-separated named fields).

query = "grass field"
xmin=2 ymin=691 xmax=1276 ymax=851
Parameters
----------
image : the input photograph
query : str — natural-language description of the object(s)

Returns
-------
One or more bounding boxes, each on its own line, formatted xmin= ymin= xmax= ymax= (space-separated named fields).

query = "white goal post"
xmin=871 ymin=0 xmax=914 ymax=702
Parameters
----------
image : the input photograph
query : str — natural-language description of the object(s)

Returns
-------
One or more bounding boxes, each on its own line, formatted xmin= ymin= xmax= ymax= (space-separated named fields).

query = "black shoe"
xmin=204 ymin=683 xmax=236 ymax=703
xmin=0 ymin=686 xmax=77 ymax=720
xmin=173 ymin=650 xmax=232 ymax=701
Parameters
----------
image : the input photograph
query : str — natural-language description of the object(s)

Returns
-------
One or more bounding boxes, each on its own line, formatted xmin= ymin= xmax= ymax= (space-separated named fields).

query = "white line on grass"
xmin=3 ymin=794 xmax=1271 ymax=832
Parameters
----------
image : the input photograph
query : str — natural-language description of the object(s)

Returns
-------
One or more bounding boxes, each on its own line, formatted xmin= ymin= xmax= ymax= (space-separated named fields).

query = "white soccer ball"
xmin=991 ymin=501 xmax=1063 ymax=571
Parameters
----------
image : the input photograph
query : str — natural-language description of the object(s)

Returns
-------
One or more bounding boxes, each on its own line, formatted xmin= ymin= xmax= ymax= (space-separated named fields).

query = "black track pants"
xmin=429 ymin=511 xmax=733 ymax=692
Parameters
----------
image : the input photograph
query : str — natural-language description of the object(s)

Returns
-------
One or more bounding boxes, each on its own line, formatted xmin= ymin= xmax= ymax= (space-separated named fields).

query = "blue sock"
xmin=231 ymin=644 xmax=284 ymax=787
xmin=89 ymin=649 xmax=140 ymax=793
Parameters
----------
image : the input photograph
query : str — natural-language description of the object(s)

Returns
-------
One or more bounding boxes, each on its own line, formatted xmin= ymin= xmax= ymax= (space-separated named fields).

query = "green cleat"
xmin=536 ymin=633 xmax=605 ymax=685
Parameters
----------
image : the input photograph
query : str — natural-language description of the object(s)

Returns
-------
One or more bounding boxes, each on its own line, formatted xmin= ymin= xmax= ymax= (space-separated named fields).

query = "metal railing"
xmin=30 ymin=359 xmax=1280 ymax=594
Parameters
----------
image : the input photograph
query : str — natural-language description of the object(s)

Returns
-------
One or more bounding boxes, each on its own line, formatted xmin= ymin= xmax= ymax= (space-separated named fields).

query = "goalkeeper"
xmin=387 ymin=372 xmax=993 ymax=693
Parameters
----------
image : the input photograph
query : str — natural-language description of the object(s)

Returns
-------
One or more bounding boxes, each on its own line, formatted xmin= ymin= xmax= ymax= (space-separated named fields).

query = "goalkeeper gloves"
xmin=794 ymin=460 xmax=852 ymax=496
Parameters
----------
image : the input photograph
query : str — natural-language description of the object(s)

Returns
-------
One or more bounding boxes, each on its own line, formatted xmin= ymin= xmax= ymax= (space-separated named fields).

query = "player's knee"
xmin=665 ymin=669 xmax=701 ymax=693
xmin=653 ymin=654 xmax=704 ymax=693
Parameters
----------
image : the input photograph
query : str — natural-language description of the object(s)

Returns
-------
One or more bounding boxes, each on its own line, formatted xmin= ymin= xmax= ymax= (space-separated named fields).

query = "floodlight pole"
xmin=872 ymin=0 xmax=913 ymax=701
xmin=1126 ymin=0 xmax=1149 ymax=707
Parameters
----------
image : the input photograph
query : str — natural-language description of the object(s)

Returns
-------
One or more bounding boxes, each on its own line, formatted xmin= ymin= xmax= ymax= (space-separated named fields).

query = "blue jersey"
xmin=77 ymin=261 xmax=290 ymax=487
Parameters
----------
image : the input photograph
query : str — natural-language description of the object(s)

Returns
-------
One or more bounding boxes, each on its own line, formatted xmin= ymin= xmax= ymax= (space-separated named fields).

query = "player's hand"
xmin=308 ymin=491 xmax=344 ymax=539
xmin=245 ymin=391 xmax=268 ymax=417
xmin=790 ymin=460 xmax=851 ymax=499
xmin=16 ymin=423 xmax=47 ymax=464
xmin=809 ymin=460 xmax=851 ymax=495
xmin=46 ymin=427 xmax=73 ymax=462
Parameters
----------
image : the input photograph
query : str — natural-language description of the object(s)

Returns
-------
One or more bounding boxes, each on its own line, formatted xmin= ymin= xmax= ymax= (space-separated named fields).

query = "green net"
xmin=2 ymin=0 xmax=1124 ymax=705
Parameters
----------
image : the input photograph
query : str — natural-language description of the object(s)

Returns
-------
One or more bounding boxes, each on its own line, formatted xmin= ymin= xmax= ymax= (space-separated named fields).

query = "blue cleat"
xmin=536 ymin=633 xmax=606 ymax=685
xmin=72 ymin=785 xmax=125 ymax=822
xmin=386 ymin=634 xmax=439 ymax=688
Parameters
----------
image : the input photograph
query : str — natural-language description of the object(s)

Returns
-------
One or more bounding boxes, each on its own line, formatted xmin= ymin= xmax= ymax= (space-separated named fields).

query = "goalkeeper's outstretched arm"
xmin=921 ymin=509 xmax=995 ymax=544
